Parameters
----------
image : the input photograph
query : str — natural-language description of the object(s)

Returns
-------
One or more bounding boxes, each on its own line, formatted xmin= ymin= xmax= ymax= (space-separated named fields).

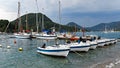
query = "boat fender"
xmin=0 ymin=44 xmax=2 ymax=47
xmin=19 ymin=47 xmax=23 ymax=51
xmin=7 ymin=46 xmax=11 ymax=49
xmin=14 ymin=40 xmax=16 ymax=44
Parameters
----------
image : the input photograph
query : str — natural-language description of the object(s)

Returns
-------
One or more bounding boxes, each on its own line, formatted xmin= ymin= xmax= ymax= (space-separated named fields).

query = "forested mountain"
xmin=8 ymin=13 xmax=79 ymax=32
xmin=66 ymin=22 xmax=82 ymax=29
xmin=87 ymin=21 xmax=120 ymax=31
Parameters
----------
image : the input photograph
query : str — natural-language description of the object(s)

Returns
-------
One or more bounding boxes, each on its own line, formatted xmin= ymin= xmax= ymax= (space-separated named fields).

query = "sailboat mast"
xmin=35 ymin=0 xmax=39 ymax=33
xmin=105 ymin=25 xmax=107 ymax=32
xmin=41 ymin=8 xmax=44 ymax=31
xmin=82 ymin=27 xmax=85 ymax=37
xmin=59 ymin=0 xmax=61 ymax=30
xmin=25 ymin=12 xmax=28 ymax=31
xmin=18 ymin=2 xmax=21 ymax=32
xmin=74 ymin=25 xmax=77 ymax=35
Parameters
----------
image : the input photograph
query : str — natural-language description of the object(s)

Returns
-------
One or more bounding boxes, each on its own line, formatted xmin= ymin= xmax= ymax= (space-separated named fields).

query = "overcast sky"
xmin=0 ymin=0 xmax=120 ymax=27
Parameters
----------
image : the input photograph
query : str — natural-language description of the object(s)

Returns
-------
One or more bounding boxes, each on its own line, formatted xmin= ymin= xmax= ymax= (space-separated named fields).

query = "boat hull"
xmin=70 ymin=46 xmax=90 ymax=52
xmin=97 ymin=40 xmax=106 ymax=47
xmin=36 ymin=36 xmax=57 ymax=40
xmin=37 ymin=47 xmax=70 ymax=57
xmin=15 ymin=35 xmax=30 ymax=39
xmin=88 ymin=41 xmax=97 ymax=49
xmin=90 ymin=44 xmax=97 ymax=49
xmin=69 ymin=42 xmax=90 ymax=52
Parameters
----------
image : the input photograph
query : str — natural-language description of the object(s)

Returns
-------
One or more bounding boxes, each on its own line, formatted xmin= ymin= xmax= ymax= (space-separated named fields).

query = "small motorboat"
xmin=67 ymin=41 xmax=90 ymax=52
xmin=97 ymin=39 xmax=106 ymax=47
xmin=37 ymin=44 xmax=70 ymax=57
xmin=87 ymin=40 xmax=97 ymax=49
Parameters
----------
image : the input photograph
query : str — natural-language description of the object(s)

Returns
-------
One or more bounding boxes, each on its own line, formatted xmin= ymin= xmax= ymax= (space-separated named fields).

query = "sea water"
xmin=0 ymin=32 xmax=120 ymax=68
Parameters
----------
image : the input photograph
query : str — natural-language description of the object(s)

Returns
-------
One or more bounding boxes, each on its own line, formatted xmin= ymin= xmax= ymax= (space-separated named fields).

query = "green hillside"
xmin=87 ymin=21 xmax=120 ymax=31
xmin=0 ymin=20 xmax=9 ymax=32
xmin=9 ymin=13 xmax=77 ymax=32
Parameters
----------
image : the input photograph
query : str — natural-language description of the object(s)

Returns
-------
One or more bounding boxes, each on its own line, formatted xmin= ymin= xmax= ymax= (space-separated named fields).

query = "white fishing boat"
xmin=37 ymin=44 xmax=70 ymax=57
xmin=104 ymin=39 xmax=112 ymax=45
xmin=67 ymin=41 xmax=90 ymax=52
xmin=87 ymin=40 xmax=97 ymax=49
xmin=97 ymin=39 xmax=106 ymax=47
xmin=84 ymin=35 xmax=98 ymax=49
xmin=109 ymin=39 xmax=117 ymax=44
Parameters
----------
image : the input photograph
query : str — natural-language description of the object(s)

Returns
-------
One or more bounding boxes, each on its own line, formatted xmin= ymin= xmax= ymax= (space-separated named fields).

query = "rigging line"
xmin=73 ymin=51 xmax=83 ymax=57
xmin=35 ymin=0 xmax=39 ymax=12
xmin=18 ymin=1 xmax=21 ymax=32
xmin=35 ymin=0 xmax=39 ymax=33
xmin=59 ymin=0 xmax=61 ymax=30
xmin=41 ymin=8 xmax=44 ymax=30
xmin=4 ymin=22 xmax=11 ymax=33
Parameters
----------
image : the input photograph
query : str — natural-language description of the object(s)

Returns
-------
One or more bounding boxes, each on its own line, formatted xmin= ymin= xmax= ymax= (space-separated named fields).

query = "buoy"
xmin=19 ymin=47 xmax=23 ymax=51
xmin=0 ymin=44 xmax=2 ymax=48
xmin=14 ymin=40 xmax=16 ymax=44
xmin=7 ymin=46 xmax=11 ymax=49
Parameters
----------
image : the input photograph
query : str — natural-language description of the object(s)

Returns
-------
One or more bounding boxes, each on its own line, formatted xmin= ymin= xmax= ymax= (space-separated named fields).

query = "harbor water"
xmin=0 ymin=32 xmax=120 ymax=68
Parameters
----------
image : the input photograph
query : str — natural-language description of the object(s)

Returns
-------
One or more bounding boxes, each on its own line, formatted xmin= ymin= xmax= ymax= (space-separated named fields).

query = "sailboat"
xmin=32 ymin=0 xmax=57 ymax=39
xmin=110 ymin=28 xmax=115 ymax=33
xmin=14 ymin=2 xmax=31 ymax=39
xmin=36 ymin=8 xmax=57 ymax=40
xmin=56 ymin=2 xmax=79 ymax=40
xmin=36 ymin=27 xmax=57 ymax=40
xmin=104 ymin=25 xmax=108 ymax=33
xmin=56 ymin=0 xmax=74 ymax=40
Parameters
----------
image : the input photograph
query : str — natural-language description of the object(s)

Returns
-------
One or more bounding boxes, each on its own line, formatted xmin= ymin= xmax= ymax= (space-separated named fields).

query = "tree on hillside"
xmin=0 ymin=20 xmax=9 ymax=32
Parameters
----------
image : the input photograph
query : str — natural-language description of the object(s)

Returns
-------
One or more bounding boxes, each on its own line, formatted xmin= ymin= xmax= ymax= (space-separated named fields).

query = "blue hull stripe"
xmin=106 ymin=41 xmax=110 ymax=42
xmin=98 ymin=42 xmax=105 ymax=44
xmin=37 ymin=48 xmax=70 ymax=52
xmin=70 ymin=45 xmax=90 ymax=48
xmin=90 ymin=44 xmax=97 ymax=46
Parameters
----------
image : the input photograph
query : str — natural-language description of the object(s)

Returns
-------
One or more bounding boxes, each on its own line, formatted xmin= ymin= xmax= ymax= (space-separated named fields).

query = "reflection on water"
xmin=0 ymin=32 xmax=120 ymax=68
